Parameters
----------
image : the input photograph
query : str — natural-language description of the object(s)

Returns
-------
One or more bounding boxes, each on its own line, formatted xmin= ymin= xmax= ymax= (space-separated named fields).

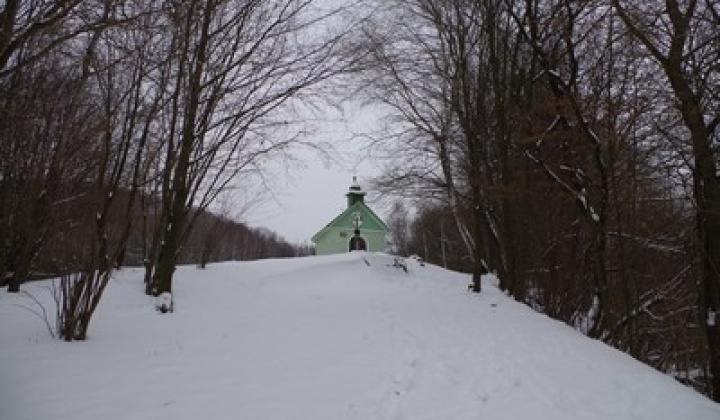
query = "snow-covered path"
xmin=1 ymin=252 xmax=719 ymax=420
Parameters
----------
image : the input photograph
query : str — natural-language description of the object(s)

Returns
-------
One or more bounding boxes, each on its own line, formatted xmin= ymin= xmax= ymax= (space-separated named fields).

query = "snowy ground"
xmin=2 ymin=252 xmax=719 ymax=420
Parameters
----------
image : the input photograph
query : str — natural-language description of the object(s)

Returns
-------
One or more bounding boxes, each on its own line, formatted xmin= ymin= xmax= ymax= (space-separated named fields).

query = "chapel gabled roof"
xmin=311 ymin=201 xmax=389 ymax=243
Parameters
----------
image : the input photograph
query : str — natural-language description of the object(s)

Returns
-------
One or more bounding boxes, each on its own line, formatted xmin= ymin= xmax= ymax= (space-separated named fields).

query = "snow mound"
xmin=1 ymin=253 xmax=718 ymax=420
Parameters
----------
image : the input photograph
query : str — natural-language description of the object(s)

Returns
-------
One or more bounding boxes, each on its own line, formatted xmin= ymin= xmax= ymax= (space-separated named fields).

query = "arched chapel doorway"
xmin=349 ymin=236 xmax=367 ymax=251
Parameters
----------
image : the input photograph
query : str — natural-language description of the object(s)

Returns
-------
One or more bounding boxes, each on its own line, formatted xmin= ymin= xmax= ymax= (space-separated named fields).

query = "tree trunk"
xmin=7 ymin=276 xmax=21 ymax=292
xmin=152 ymin=0 xmax=212 ymax=312
xmin=470 ymin=184 xmax=487 ymax=293
xmin=153 ymin=136 xmax=192 ymax=311
xmin=667 ymin=56 xmax=720 ymax=402
xmin=690 ymin=132 xmax=720 ymax=401
xmin=7 ymin=242 xmax=32 ymax=293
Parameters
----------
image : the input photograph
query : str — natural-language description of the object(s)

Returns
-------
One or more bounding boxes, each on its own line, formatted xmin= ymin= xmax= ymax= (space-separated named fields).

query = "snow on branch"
xmin=524 ymin=150 xmax=601 ymax=224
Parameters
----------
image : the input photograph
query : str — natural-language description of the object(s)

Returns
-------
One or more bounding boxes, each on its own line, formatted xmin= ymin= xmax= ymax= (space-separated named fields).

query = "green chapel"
xmin=311 ymin=178 xmax=389 ymax=255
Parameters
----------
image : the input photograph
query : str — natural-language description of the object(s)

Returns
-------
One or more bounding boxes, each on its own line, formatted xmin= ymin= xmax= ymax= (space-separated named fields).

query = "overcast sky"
xmin=240 ymin=1 xmax=389 ymax=245
xmin=245 ymin=102 xmax=387 ymax=244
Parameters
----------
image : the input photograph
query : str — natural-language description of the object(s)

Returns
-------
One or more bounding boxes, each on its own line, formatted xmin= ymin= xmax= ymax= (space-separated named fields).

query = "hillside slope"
xmin=1 ymin=253 xmax=719 ymax=420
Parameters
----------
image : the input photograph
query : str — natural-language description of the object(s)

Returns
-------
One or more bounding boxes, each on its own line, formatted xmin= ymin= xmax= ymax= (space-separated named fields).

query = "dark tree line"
xmin=360 ymin=0 xmax=719 ymax=400
xmin=0 ymin=187 xmax=309 ymax=285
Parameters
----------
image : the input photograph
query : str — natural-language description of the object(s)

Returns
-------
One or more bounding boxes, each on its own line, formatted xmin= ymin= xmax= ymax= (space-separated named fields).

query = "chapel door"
xmin=349 ymin=236 xmax=367 ymax=251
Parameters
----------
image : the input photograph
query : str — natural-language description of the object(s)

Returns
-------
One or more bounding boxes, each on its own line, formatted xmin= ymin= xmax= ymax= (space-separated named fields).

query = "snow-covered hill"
xmin=1 ymin=253 xmax=719 ymax=420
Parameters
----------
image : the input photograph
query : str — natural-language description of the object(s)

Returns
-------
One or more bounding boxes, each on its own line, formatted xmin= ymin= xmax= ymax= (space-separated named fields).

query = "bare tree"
xmin=145 ymin=0 xmax=358 ymax=312
xmin=387 ymin=200 xmax=411 ymax=255
xmin=54 ymin=0 xmax=166 ymax=340
xmin=361 ymin=0 xmax=535 ymax=293
xmin=0 ymin=60 xmax=95 ymax=292
xmin=0 ymin=1 xmax=122 ymax=78
xmin=360 ymin=0 xmax=476 ymax=267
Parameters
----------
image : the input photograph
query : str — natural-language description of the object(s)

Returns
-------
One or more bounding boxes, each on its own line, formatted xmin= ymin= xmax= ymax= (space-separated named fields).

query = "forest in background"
xmin=0 ymin=185 xmax=312 ymax=287
xmin=0 ymin=0 xmax=718 ymax=401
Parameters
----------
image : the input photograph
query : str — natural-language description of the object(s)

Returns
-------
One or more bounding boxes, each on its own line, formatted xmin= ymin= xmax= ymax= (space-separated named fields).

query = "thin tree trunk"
xmin=153 ymin=0 xmax=213 ymax=311
xmin=437 ymin=134 xmax=475 ymax=260
xmin=665 ymin=11 xmax=720 ymax=401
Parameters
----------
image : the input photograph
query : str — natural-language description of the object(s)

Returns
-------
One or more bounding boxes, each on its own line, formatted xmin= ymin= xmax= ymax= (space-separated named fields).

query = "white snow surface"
xmin=2 ymin=252 xmax=719 ymax=420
